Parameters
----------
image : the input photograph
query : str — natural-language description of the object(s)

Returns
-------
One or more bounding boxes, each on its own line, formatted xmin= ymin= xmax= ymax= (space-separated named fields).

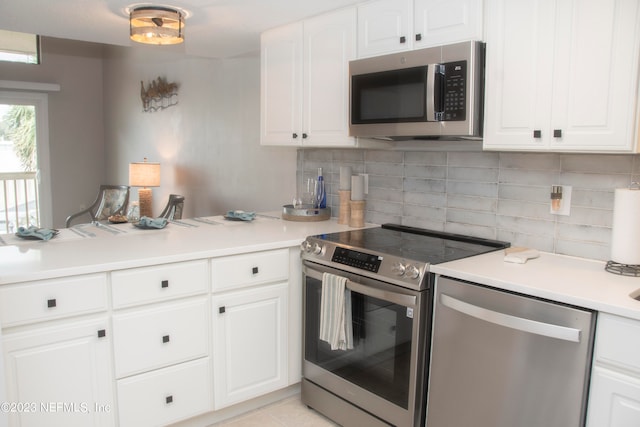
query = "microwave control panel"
xmin=442 ymin=60 xmax=467 ymax=121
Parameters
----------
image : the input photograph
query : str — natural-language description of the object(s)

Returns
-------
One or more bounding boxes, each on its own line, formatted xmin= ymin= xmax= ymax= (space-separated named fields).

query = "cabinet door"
xmin=212 ymin=282 xmax=288 ymax=409
xmin=303 ymin=7 xmax=357 ymax=147
xmin=413 ymin=0 xmax=483 ymax=49
xmin=357 ymin=0 xmax=413 ymax=57
xmin=549 ymin=0 xmax=640 ymax=151
xmin=3 ymin=318 xmax=114 ymax=427
xmin=260 ymin=22 xmax=303 ymax=146
xmin=587 ymin=366 xmax=640 ymax=427
xmin=483 ymin=0 xmax=555 ymax=150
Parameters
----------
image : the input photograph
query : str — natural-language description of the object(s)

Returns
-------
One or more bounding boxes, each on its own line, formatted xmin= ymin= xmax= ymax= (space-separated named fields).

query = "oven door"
xmin=302 ymin=260 xmax=429 ymax=427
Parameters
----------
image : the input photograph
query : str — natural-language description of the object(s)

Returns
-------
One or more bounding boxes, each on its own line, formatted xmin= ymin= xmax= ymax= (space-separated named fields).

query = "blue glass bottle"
xmin=316 ymin=168 xmax=326 ymax=209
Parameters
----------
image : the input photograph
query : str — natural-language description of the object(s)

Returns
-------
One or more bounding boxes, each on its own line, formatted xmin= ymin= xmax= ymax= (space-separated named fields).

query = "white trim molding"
xmin=0 ymin=80 xmax=60 ymax=92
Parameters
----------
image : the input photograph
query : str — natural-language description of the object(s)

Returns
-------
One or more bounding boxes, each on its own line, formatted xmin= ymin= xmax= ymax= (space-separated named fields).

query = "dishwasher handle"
xmin=440 ymin=293 xmax=582 ymax=343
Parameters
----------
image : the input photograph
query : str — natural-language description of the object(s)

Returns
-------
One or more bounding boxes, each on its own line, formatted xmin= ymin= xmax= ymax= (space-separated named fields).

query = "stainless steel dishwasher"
xmin=426 ymin=276 xmax=596 ymax=427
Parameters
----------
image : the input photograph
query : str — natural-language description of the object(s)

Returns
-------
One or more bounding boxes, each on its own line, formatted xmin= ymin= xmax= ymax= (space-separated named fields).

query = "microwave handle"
xmin=426 ymin=64 xmax=445 ymax=121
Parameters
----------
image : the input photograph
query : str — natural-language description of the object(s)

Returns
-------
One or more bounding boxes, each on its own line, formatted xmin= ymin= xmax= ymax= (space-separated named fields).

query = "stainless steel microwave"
xmin=349 ymin=41 xmax=485 ymax=140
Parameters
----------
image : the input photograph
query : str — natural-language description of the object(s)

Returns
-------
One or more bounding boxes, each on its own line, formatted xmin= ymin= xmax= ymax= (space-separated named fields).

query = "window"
xmin=0 ymin=30 xmax=40 ymax=64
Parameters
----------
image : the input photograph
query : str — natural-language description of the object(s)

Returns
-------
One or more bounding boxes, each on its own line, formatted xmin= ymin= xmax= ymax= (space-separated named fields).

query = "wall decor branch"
xmin=140 ymin=77 xmax=179 ymax=112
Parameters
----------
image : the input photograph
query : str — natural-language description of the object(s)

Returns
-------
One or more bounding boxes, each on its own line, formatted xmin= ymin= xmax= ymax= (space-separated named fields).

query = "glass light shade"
xmin=130 ymin=6 xmax=184 ymax=45
xmin=129 ymin=161 xmax=161 ymax=187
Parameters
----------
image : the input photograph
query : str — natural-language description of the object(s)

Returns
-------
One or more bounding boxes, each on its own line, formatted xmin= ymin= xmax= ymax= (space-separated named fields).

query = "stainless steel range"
xmin=300 ymin=224 xmax=509 ymax=427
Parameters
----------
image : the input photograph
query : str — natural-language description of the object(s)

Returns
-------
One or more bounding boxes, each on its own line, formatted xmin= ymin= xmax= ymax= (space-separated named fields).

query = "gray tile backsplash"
xmin=298 ymin=148 xmax=640 ymax=261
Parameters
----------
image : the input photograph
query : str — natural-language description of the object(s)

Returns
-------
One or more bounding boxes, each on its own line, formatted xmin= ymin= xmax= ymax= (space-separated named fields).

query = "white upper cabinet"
xmin=357 ymin=0 xmax=412 ymax=57
xmin=260 ymin=7 xmax=356 ymax=147
xmin=357 ymin=0 xmax=483 ymax=58
xmin=483 ymin=0 xmax=640 ymax=152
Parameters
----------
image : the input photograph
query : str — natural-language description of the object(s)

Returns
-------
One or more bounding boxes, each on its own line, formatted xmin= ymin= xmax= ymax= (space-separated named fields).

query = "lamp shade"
xmin=129 ymin=161 xmax=161 ymax=187
xmin=130 ymin=6 xmax=184 ymax=45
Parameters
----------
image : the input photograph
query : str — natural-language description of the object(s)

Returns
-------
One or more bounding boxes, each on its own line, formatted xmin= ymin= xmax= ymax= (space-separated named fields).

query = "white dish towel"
xmin=319 ymin=272 xmax=354 ymax=351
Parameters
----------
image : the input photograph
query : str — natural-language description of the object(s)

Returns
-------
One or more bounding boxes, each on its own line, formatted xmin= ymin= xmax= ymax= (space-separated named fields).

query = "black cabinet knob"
xmin=415 ymin=33 xmax=422 ymax=41
xmin=166 ymin=395 xmax=173 ymax=404
xmin=553 ymin=129 xmax=562 ymax=138
xmin=219 ymin=306 xmax=225 ymax=314
xmin=293 ymin=133 xmax=298 ymax=139
xmin=252 ymin=266 xmax=259 ymax=275
xmin=97 ymin=329 xmax=106 ymax=338
xmin=400 ymin=36 xmax=406 ymax=43
xmin=47 ymin=298 xmax=56 ymax=308
xmin=533 ymin=130 xmax=542 ymax=138
xmin=302 ymin=133 xmax=308 ymax=139
xmin=161 ymin=280 xmax=169 ymax=288
xmin=162 ymin=335 xmax=170 ymax=343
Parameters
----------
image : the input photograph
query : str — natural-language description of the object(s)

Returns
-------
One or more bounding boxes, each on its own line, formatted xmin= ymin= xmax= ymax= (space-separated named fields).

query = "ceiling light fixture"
xmin=130 ymin=6 xmax=184 ymax=45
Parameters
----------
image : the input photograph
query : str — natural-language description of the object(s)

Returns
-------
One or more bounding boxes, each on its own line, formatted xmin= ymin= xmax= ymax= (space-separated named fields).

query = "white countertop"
xmin=431 ymin=250 xmax=640 ymax=321
xmin=0 ymin=213 xmax=376 ymax=285
xmin=4 ymin=217 xmax=640 ymax=320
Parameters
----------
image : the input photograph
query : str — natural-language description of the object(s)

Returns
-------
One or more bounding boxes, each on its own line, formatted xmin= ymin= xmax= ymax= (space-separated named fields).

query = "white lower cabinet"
xmin=212 ymin=279 xmax=288 ymax=410
xmin=3 ymin=318 xmax=115 ymax=427
xmin=110 ymin=259 xmax=212 ymax=427
xmin=117 ymin=357 xmax=212 ymax=427
xmin=112 ymin=297 xmax=212 ymax=426
xmin=0 ymin=249 xmax=298 ymax=426
xmin=587 ymin=313 xmax=640 ymax=426
xmin=112 ymin=298 xmax=209 ymax=378
xmin=587 ymin=367 xmax=640 ymax=427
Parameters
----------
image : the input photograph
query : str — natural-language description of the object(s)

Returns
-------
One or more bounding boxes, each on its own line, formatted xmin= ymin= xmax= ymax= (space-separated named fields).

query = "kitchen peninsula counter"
xmin=431 ymin=250 xmax=640 ymax=320
xmin=0 ymin=212 xmax=374 ymax=285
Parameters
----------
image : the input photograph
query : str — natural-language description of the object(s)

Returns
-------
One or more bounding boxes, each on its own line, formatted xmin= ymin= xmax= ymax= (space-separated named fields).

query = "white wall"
xmin=102 ymin=46 xmax=297 ymax=218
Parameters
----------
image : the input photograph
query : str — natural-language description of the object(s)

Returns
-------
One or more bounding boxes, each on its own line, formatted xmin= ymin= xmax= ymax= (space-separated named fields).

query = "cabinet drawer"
xmin=595 ymin=313 xmax=640 ymax=374
xmin=113 ymin=298 xmax=208 ymax=378
xmin=111 ymin=260 xmax=208 ymax=308
xmin=212 ymin=249 xmax=288 ymax=292
xmin=0 ymin=274 xmax=107 ymax=327
xmin=117 ymin=357 xmax=213 ymax=427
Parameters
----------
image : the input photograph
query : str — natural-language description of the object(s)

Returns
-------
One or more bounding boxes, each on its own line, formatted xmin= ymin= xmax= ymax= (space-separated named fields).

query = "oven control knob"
xmin=405 ymin=265 xmax=420 ymax=280
xmin=300 ymin=240 xmax=312 ymax=253
xmin=391 ymin=262 xmax=406 ymax=276
xmin=312 ymin=242 xmax=323 ymax=255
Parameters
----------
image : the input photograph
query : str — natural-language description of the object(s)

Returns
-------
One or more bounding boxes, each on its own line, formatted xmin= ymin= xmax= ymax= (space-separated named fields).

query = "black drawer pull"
xmin=553 ymin=129 xmax=562 ymax=138
xmin=97 ymin=329 xmax=106 ymax=338
xmin=162 ymin=335 xmax=170 ymax=343
xmin=252 ymin=266 xmax=259 ymax=275
xmin=415 ymin=33 xmax=422 ymax=41
xmin=219 ymin=306 xmax=225 ymax=314
xmin=400 ymin=36 xmax=406 ymax=43
xmin=47 ymin=299 xmax=56 ymax=308
xmin=302 ymin=133 xmax=308 ymax=139
xmin=533 ymin=130 xmax=542 ymax=138
xmin=165 ymin=395 xmax=173 ymax=404
xmin=161 ymin=280 xmax=169 ymax=288
xmin=293 ymin=133 xmax=298 ymax=139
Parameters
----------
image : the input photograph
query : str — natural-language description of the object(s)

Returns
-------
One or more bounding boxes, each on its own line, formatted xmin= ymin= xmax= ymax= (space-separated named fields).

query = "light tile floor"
xmin=212 ymin=396 xmax=339 ymax=427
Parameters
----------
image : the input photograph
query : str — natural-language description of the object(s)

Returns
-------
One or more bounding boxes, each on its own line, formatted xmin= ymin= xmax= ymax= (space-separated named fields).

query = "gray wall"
xmin=1 ymin=38 xmax=298 ymax=226
xmin=102 ymin=46 xmax=297 ymax=218
xmin=0 ymin=37 xmax=107 ymax=227
xmin=299 ymin=148 xmax=640 ymax=261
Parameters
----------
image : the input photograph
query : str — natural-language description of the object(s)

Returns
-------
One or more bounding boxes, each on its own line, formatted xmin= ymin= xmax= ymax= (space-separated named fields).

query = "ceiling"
xmin=0 ymin=0 xmax=363 ymax=58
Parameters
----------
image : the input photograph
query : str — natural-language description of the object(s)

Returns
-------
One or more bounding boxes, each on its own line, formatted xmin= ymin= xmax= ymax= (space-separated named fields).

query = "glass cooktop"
xmin=316 ymin=224 xmax=509 ymax=265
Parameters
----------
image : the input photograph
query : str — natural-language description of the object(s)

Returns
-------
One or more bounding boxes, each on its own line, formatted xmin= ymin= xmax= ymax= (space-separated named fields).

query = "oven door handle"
xmin=304 ymin=266 xmax=417 ymax=308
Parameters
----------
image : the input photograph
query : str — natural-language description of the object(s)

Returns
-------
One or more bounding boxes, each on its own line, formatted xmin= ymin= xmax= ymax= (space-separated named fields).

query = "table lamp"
xmin=129 ymin=158 xmax=160 ymax=218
